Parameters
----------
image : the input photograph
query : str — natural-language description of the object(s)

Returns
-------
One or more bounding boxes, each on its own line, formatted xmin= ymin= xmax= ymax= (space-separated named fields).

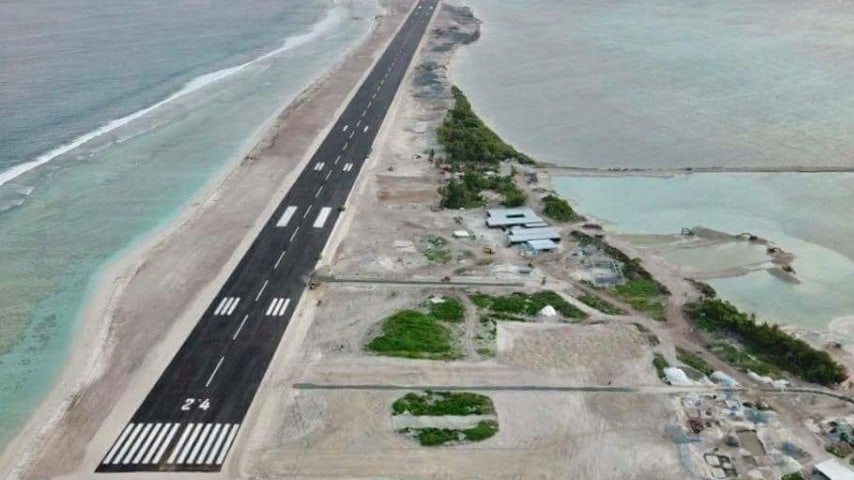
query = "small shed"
xmin=815 ymin=459 xmax=854 ymax=480
xmin=506 ymin=226 xmax=561 ymax=245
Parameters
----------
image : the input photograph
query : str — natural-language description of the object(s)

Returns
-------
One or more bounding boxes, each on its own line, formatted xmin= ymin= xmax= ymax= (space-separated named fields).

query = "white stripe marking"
xmin=303 ymin=204 xmax=312 ymax=218
xmin=274 ymin=250 xmax=286 ymax=269
xmin=196 ymin=424 xmax=222 ymax=464
xmin=349 ymin=130 xmax=355 ymax=139
xmin=289 ymin=227 xmax=300 ymax=242
xmin=362 ymin=110 xmax=367 ymax=117
xmin=275 ymin=298 xmax=291 ymax=316
xmin=265 ymin=299 xmax=279 ymax=316
xmin=364 ymin=125 xmax=369 ymax=133
xmin=142 ymin=423 xmax=168 ymax=464
xmin=233 ymin=314 xmax=249 ymax=340
xmin=205 ymin=425 xmax=231 ymax=465
xmin=367 ymin=101 xmax=372 ymax=108
xmin=315 ymin=185 xmax=323 ymax=198
xmin=112 ymin=423 xmax=143 ymax=464
xmin=205 ymin=356 xmax=225 ymax=388
xmin=372 ymin=92 xmax=377 ymax=99
xmin=132 ymin=423 xmax=161 ymax=464
xmin=342 ymin=124 xmax=348 ymax=132
xmin=216 ymin=424 xmax=240 ymax=465
xmin=313 ymin=162 xmax=324 ymax=171
xmin=167 ymin=424 xmax=194 ymax=464
xmin=313 ymin=207 xmax=332 ymax=229
xmin=121 ymin=422 xmax=152 ymax=463
xmin=213 ymin=297 xmax=229 ymax=315
xmin=152 ymin=423 xmax=180 ymax=464
xmin=356 ymin=119 xmax=361 ymax=127
xmin=225 ymin=297 xmax=240 ymax=315
xmin=342 ymin=141 xmax=349 ymax=150
xmin=335 ymin=154 xmax=341 ymax=164
xmin=176 ymin=424 xmax=203 ymax=464
xmin=103 ymin=424 xmax=135 ymax=464
xmin=255 ymin=280 xmax=268 ymax=301
xmin=325 ymin=170 xmax=332 ymax=181
xmin=187 ymin=423 xmax=212 ymax=464
xmin=276 ymin=206 xmax=298 ymax=227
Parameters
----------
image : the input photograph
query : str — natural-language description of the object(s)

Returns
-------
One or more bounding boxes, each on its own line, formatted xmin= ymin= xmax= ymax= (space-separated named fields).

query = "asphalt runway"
xmin=96 ymin=0 xmax=438 ymax=472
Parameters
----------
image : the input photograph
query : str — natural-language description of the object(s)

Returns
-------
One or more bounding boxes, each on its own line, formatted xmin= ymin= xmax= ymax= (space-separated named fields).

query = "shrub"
xmin=427 ymin=297 xmax=465 ymax=323
xmin=541 ymin=194 xmax=577 ymax=222
xmin=366 ymin=310 xmax=459 ymax=360
xmin=392 ymin=391 xmax=495 ymax=416
xmin=652 ymin=353 xmax=670 ymax=382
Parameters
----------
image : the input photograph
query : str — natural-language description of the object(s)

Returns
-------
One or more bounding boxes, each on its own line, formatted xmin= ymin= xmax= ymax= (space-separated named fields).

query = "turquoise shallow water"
xmin=553 ymin=174 xmax=854 ymax=335
xmin=451 ymin=0 xmax=854 ymax=340
xmin=0 ymin=0 xmax=379 ymax=449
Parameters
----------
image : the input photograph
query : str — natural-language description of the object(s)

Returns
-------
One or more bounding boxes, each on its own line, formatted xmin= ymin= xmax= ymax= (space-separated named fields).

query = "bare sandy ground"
xmin=0 ymin=1 xmax=418 ymax=478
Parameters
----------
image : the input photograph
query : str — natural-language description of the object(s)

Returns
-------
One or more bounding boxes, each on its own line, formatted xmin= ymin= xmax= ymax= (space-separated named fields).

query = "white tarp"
xmin=538 ymin=305 xmax=557 ymax=317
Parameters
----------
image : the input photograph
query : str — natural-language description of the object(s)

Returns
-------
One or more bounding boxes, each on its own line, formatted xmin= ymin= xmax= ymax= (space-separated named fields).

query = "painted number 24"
xmin=181 ymin=398 xmax=211 ymax=411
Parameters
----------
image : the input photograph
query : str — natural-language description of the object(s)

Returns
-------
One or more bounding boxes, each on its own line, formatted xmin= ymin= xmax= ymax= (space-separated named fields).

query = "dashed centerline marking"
xmin=303 ymin=204 xmax=313 ymax=218
xmin=274 ymin=250 xmax=286 ymax=269
xmin=232 ymin=315 xmax=249 ymax=340
xmin=363 ymin=125 xmax=370 ymax=133
xmin=342 ymin=124 xmax=348 ymax=132
xmin=255 ymin=280 xmax=269 ymax=301
xmin=315 ymin=186 xmax=323 ymax=198
xmin=342 ymin=141 xmax=349 ymax=150
xmin=289 ymin=226 xmax=300 ymax=243
xmin=334 ymin=154 xmax=341 ymax=165
xmin=349 ymin=130 xmax=354 ymax=139
xmin=325 ymin=170 xmax=332 ymax=181
xmin=205 ymin=356 xmax=224 ymax=388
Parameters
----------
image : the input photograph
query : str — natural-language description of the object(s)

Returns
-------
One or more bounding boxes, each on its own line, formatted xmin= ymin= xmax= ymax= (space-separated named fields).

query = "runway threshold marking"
xmin=313 ymin=207 xmax=332 ymax=228
xmin=205 ymin=356 xmax=225 ymax=387
xmin=276 ymin=206 xmax=298 ymax=227
xmin=213 ymin=297 xmax=240 ymax=316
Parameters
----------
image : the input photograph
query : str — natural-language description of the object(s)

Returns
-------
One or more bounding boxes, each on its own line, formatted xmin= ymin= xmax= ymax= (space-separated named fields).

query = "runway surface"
xmin=96 ymin=0 xmax=438 ymax=472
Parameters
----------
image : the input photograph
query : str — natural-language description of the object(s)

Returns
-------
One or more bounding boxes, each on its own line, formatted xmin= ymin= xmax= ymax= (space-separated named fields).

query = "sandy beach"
xmin=0 ymin=1 xmax=416 ymax=478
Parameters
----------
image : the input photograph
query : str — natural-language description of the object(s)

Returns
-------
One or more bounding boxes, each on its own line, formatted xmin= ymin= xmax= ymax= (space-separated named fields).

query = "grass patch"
xmin=686 ymin=299 xmax=847 ymax=386
xmin=676 ymin=347 xmax=714 ymax=376
xmin=781 ymin=473 xmax=805 ymax=480
xmin=577 ymin=294 xmax=626 ymax=315
xmin=470 ymin=290 xmax=587 ymax=320
xmin=401 ymin=420 xmax=499 ymax=446
xmin=392 ymin=391 xmax=495 ymax=416
xmin=611 ymin=279 xmax=668 ymax=321
xmin=366 ymin=310 xmax=459 ymax=360
xmin=541 ymin=194 xmax=578 ymax=222
xmin=707 ymin=341 xmax=780 ymax=378
xmin=652 ymin=352 xmax=670 ymax=383
xmin=426 ymin=297 xmax=465 ymax=323
xmin=424 ymin=235 xmax=452 ymax=263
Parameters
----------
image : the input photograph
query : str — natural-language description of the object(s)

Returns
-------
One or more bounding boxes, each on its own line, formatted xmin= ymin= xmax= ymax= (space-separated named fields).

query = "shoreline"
xmin=0 ymin=1 xmax=401 ymax=476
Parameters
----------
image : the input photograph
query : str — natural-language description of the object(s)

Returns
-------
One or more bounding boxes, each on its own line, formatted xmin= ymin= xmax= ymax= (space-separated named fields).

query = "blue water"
xmin=0 ymin=0 xmax=380 ymax=449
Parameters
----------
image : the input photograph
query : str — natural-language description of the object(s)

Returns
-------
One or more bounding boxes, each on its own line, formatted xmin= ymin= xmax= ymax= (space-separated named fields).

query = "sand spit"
xmin=0 ymin=1 xmax=417 ymax=478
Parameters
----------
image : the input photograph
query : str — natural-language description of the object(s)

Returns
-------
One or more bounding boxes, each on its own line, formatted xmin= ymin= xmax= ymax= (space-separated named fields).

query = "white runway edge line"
xmin=276 ymin=206 xmax=298 ymax=227
xmin=313 ymin=207 xmax=332 ymax=228
xmin=213 ymin=297 xmax=240 ymax=316
xmin=265 ymin=297 xmax=291 ymax=317
xmin=205 ymin=356 xmax=225 ymax=387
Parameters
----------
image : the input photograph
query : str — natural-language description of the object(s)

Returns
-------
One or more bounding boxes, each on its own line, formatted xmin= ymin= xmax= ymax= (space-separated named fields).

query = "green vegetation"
xmin=652 ymin=353 xmax=670 ymax=383
xmin=781 ymin=473 xmax=804 ymax=480
xmin=439 ymin=171 xmax=526 ymax=209
xmin=676 ymin=347 xmax=714 ymax=376
xmin=707 ymin=341 xmax=780 ymax=378
xmin=437 ymin=86 xmax=534 ymax=166
xmin=613 ymin=279 xmax=668 ymax=321
xmin=424 ymin=235 xmax=452 ymax=263
xmin=826 ymin=442 xmax=852 ymax=458
xmin=400 ymin=420 xmax=499 ymax=446
xmin=435 ymin=86 xmax=533 ymax=209
xmin=541 ymin=194 xmax=578 ymax=222
xmin=686 ymin=278 xmax=717 ymax=298
xmin=392 ymin=391 xmax=495 ymax=416
xmin=577 ymin=294 xmax=626 ymax=315
xmin=366 ymin=310 xmax=459 ymax=360
xmin=470 ymin=290 xmax=587 ymax=320
xmin=426 ymin=297 xmax=465 ymax=323
xmin=685 ymin=299 xmax=847 ymax=386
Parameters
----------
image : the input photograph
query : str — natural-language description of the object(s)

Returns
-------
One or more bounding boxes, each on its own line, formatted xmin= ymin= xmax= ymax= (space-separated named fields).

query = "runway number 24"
xmin=181 ymin=398 xmax=211 ymax=411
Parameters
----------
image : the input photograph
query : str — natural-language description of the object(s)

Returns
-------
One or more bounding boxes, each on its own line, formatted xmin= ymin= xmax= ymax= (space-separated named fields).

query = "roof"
xmin=486 ymin=207 xmax=542 ymax=227
xmin=507 ymin=227 xmax=561 ymax=244
xmin=815 ymin=459 xmax=854 ymax=480
xmin=525 ymin=239 xmax=558 ymax=250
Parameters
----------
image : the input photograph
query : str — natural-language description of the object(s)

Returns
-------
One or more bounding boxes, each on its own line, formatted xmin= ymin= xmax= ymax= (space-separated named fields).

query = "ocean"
xmin=453 ymin=1 xmax=854 ymax=339
xmin=0 ymin=0 xmax=380 ymax=448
